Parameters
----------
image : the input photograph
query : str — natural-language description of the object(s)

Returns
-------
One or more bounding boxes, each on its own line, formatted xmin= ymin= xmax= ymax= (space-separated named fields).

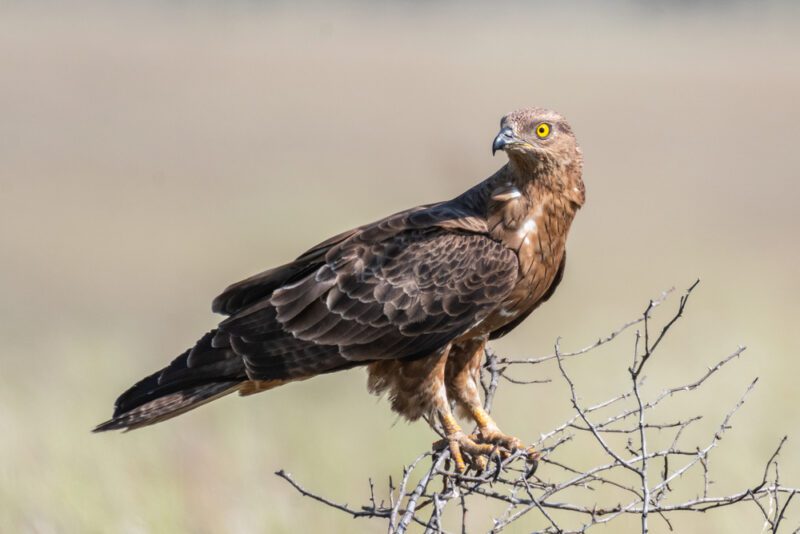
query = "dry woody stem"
xmin=277 ymin=281 xmax=799 ymax=533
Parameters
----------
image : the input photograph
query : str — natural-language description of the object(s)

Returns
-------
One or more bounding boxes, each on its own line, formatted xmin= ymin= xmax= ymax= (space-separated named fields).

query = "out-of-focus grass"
xmin=1 ymin=2 xmax=799 ymax=532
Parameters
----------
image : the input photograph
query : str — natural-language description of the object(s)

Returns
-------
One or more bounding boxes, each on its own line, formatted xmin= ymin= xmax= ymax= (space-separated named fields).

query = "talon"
xmin=432 ymin=438 xmax=448 ymax=452
xmin=525 ymin=459 xmax=539 ymax=478
xmin=443 ymin=457 xmax=452 ymax=474
xmin=491 ymin=452 xmax=503 ymax=482
xmin=525 ymin=448 xmax=541 ymax=478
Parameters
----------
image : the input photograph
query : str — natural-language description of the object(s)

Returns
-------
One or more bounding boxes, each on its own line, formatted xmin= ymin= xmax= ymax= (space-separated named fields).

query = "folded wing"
xmin=218 ymin=228 xmax=518 ymax=381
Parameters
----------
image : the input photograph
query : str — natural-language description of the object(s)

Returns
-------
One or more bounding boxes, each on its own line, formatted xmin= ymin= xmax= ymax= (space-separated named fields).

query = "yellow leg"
xmin=428 ymin=341 xmax=534 ymax=473
xmin=446 ymin=339 xmax=539 ymax=466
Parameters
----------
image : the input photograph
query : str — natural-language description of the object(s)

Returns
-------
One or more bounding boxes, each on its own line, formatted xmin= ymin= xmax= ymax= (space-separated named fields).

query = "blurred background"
xmin=1 ymin=1 xmax=798 ymax=532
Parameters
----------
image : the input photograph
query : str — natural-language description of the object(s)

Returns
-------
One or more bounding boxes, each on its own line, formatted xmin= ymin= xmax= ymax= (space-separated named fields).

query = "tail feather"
xmin=93 ymin=381 xmax=241 ymax=432
xmin=94 ymin=329 xmax=246 ymax=432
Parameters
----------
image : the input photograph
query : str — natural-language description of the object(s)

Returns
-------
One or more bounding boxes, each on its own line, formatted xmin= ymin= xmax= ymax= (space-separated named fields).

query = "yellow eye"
xmin=535 ymin=123 xmax=551 ymax=138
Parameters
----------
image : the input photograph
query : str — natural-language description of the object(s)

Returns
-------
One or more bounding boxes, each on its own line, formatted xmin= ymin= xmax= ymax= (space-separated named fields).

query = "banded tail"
xmin=94 ymin=330 xmax=246 ymax=432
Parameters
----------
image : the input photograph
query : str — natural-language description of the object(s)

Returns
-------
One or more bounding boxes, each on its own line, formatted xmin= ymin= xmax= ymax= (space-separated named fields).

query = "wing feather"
xmin=211 ymin=201 xmax=490 ymax=317
xmin=219 ymin=228 xmax=517 ymax=380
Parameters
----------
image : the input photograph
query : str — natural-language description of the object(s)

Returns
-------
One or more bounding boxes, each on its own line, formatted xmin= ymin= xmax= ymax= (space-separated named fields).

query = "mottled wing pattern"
xmin=210 ymin=227 xmax=359 ymax=317
xmin=217 ymin=229 xmax=518 ymax=381
xmin=211 ymin=201 xmax=489 ymax=317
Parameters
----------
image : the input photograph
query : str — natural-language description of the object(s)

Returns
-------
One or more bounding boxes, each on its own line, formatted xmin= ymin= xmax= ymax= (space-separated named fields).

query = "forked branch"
xmin=277 ymin=282 xmax=799 ymax=533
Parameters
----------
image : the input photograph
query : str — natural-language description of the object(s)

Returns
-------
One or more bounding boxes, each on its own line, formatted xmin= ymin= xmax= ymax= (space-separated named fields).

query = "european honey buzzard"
xmin=95 ymin=107 xmax=585 ymax=472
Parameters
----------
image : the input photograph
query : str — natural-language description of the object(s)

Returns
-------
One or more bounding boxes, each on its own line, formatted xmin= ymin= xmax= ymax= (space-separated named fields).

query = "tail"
xmin=94 ymin=330 xmax=246 ymax=432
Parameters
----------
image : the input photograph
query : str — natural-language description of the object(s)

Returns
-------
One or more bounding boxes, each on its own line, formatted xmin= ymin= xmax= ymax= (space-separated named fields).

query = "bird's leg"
xmin=447 ymin=338 xmax=539 ymax=466
xmin=428 ymin=346 xmax=495 ymax=473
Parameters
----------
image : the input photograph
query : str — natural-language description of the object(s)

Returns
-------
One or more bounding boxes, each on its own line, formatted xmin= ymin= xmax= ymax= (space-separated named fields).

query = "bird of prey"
xmin=95 ymin=107 xmax=585 ymax=472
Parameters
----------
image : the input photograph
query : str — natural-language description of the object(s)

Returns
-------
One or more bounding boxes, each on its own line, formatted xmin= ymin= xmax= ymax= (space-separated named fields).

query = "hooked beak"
xmin=492 ymin=127 xmax=518 ymax=155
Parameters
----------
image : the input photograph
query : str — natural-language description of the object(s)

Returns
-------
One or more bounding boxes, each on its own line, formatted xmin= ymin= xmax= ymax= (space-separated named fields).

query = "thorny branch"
xmin=277 ymin=282 xmax=800 ymax=533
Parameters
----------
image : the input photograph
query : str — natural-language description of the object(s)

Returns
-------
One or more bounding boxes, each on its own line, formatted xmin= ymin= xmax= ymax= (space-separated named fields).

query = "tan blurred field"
xmin=1 ymin=1 xmax=799 ymax=532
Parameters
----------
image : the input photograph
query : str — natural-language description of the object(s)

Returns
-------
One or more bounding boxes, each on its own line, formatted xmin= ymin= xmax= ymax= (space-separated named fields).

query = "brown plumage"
xmin=95 ymin=107 xmax=584 ymax=471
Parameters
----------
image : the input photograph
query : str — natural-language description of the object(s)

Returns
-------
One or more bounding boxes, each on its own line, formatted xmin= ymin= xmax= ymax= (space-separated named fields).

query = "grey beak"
xmin=492 ymin=127 xmax=515 ymax=155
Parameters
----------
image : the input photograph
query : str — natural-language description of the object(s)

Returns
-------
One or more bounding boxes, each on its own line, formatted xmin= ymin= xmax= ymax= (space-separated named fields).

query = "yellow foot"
xmin=433 ymin=429 xmax=539 ymax=475
xmin=433 ymin=431 xmax=496 ymax=473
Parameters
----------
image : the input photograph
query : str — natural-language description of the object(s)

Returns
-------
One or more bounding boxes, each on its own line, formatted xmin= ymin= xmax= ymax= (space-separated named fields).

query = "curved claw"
xmin=525 ymin=448 xmax=541 ymax=478
xmin=475 ymin=427 xmax=541 ymax=477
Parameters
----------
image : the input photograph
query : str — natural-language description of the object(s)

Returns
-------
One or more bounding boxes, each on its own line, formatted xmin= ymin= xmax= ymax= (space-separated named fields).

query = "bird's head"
xmin=493 ymin=107 xmax=579 ymax=167
xmin=492 ymin=107 xmax=584 ymax=204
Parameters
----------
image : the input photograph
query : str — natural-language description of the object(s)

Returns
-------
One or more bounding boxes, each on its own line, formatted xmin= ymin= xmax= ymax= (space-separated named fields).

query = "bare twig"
xmin=276 ymin=282 xmax=799 ymax=533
